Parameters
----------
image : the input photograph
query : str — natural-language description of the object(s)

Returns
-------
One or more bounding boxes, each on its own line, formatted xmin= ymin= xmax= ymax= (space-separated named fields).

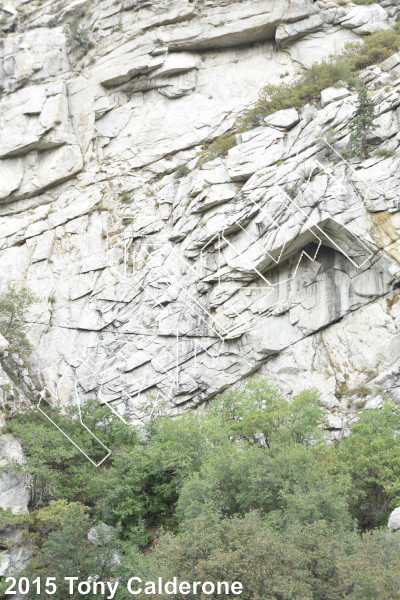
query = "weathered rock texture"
xmin=0 ymin=432 xmax=32 ymax=579
xmin=0 ymin=0 xmax=399 ymax=436
xmin=388 ymin=506 xmax=400 ymax=532
xmin=0 ymin=434 xmax=30 ymax=514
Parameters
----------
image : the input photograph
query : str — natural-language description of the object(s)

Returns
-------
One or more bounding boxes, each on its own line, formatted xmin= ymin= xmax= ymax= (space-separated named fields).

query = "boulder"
xmin=388 ymin=507 xmax=400 ymax=532
xmin=0 ymin=334 xmax=9 ymax=354
xmin=276 ymin=14 xmax=324 ymax=47
xmin=264 ymin=108 xmax=300 ymax=130
xmin=381 ymin=52 xmax=400 ymax=73
xmin=339 ymin=5 xmax=390 ymax=35
xmin=320 ymin=87 xmax=351 ymax=108
xmin=87 ymin=522 xmax=116 ymax=546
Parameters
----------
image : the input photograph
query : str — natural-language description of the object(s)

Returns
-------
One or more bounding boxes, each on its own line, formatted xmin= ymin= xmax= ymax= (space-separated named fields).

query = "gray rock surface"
xmin=320 ymin=87 xmax=351 ymax=108
xmin=88 ymin=522 xmax=116 ymax=545
xmin=0 ymin=414 xmax=32 ymax=582
xmin=0 ymin=335 xmax=9 ymax=354
xmin=388 ymin=507 xmax=400 ymax=532
xmin=0 ymin=434 xmax=30 ymax=514
xmin=0 ymin=529 xmax=33 ymax=578
xmin=0 ymin=0 xmax=399 ymax=438
xmin=264 ymin=108 xmax=300 ymax=129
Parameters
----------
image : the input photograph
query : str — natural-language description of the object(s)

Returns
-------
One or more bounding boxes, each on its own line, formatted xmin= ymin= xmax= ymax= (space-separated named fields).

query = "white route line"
xmin=105 ymin=177 xmax=375 ymax=367
xmin=36 ymin=141 xmax=389 ymax=464
xmin=37 ymin=384 xmax=112 ymax=468
xmin=37 ymin=340 xmax=175 ymax=466
xmin=196 ymin=173 xmax=373 ymax=334
xmin=72 ymin=339 xmax=175 ymax=403
xmin=315 ymin=136 xmax=396 ymax=211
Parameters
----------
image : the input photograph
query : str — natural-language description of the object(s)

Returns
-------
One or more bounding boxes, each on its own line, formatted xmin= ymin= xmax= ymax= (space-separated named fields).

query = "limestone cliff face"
xmin=0 ymin=0 xmax=400 ymax=435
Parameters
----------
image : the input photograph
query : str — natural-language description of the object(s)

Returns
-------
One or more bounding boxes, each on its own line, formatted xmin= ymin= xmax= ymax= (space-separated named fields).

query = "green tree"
xmin=210 ymin=379 xmax=325 ymax=448
xmin=6 ymin=398 xmax=137 ymax=509
xmin=349 ymin=86 xmax=378 ymax=159
xmin=337 ymin=529 xmax=400 ymax=599
xmin=6 ymin=376 xmax=400 ymax=599
xmin=142 ymin=512 xmax=315 ymax=600
xmin=176 ymin=443 xmax=352 ymax=529
xmin=339 ymin=401 xmax=400 ymax=528
xmin=0 ymin=283 xmax=38 ymax=354
xmin=28 ymin=503 xmax=107 ymax=600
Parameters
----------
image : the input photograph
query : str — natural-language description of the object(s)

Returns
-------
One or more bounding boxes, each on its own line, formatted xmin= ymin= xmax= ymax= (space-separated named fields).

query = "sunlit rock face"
xmin=0 ymin=0 xmax=399 ymax=434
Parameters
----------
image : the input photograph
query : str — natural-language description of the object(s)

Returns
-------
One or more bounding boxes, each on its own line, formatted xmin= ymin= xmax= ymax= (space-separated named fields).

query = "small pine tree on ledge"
xmin=349 ymin=86 xmax=378 ymax=159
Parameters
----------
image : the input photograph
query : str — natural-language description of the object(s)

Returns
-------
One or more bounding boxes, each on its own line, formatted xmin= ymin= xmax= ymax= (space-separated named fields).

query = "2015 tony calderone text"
xmin=4 ymin=576 xmax=243 ymax=598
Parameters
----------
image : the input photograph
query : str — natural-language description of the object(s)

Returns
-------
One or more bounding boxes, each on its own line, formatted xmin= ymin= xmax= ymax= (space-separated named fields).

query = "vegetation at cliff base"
xmin=2 ymin=378 xmax=400 ymax=599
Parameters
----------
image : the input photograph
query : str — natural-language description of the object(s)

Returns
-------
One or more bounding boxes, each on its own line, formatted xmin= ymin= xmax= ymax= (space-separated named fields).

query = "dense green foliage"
xmin=2 ymin=378 xmax=400 ymax=598
xmin=0 ymin=283 xmax=37 ymax=354
xmin=349 ymin=86 xmax=378 ymax=158
xmin=198 ymin=25 xmax=400 ymax=165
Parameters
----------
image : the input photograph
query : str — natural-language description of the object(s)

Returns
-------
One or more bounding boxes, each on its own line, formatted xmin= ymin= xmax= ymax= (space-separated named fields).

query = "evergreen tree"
xmin=349 ymin=86 xmax=378 ymax=159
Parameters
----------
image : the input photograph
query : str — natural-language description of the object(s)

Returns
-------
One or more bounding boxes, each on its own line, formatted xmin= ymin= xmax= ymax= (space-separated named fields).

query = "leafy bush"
xmin=30 ymin=503 xmax=117 ymax=600
xmin=374 ymin=148 xmax=396 ymax=157
xmin=176 ymin=443 xmax=352 ymax=529
xmin=0 ymin=283 xmax=38 ymax=354
xmin=349 ymin=25 xmax=400 ymax=71
xmin=6 ymin=398 xmax=137 ymax=509
xmin=174 ymin=165 xmax=190 ymax=179
xmin=116 ymin=515 xmax=400 ymax=600
xmin=337 ymin=528 xmax=400 ymax=600
xmin=0 ymin=499 xmax=89 ymax=546
xmin=197 ymin=26 xmax=400 ymax=165
xmin=197 ymin=131 xmax=237 ymax=165
xmin=5 ymin=378 xmax=400 ymax=598
xmin=237 ymin=57 xmax=354 ymax=130
xmin=146 ymin=512 xmax=317 ymax=600
xmin=338 ymin=401 xmax=400 ymax=528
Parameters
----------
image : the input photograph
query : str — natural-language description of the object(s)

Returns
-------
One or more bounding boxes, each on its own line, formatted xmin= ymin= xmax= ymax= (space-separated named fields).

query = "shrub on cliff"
xmin=197 ymin=132 xmax=237 ymax=166
xmin=64 ymin=16 xmax=90 ymax=55
xmin=197 ymin=25 xmax=400 ymax=163
xmin=0 ymin=283 xmax=37 ymax=355
xmin=348 ymin=25 xmax=400 ymax=70
xmin=238 ymin=25 xmax=400 ymax=131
